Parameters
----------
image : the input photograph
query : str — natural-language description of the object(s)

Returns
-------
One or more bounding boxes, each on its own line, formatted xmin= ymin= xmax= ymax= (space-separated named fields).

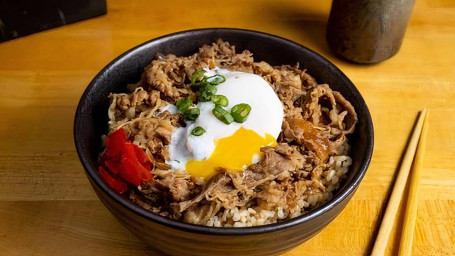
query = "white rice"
xmin=203 ymin=155 xmax=353 ymax=227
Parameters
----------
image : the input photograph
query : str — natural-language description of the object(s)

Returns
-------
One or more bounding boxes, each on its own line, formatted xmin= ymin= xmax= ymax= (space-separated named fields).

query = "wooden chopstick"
xmin=371 ymin=109 xmax=428 ymax=256
xmin=398 ymin=110 xmax=429 ymax=256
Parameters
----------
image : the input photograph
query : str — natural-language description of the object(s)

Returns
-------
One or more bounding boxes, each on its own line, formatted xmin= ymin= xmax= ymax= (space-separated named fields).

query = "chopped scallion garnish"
xmin=212 ymin=105 xmax=234 ymax=124
xmin=184 ymin=108 xmax=200 ymax=121
xmin=198 ymin=84 xmax=217 ymax=102
xmin=191 ymin=126 xmax=206 ymax=136
xmin=176 ymin=97 xmax=193 ymax=113
xmin=190 ymin=69 xmax=206 ymax=85
xmin=205 ymin=74 xmax=226 ymax=85
xmin=231 ymin=103 xmax=251 ymax=123
xmin=190 ymin=70 xmax=226 ymax=93
xmin=211 ymin=95 xmax=229 ymax=107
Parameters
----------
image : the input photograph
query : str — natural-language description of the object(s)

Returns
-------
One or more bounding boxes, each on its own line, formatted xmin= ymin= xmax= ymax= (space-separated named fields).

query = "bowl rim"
xmin=74 ymin=27 xmax=374 ymax=236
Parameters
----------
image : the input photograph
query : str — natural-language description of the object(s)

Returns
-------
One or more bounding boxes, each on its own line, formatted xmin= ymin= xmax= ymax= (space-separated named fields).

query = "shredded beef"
xmin=104 ymin=39 xmax=357 ymax=225
xmin=282 ymin=118 xmax=333 ymax=161
xmin=302 ymin=84 xmax=358 ymax=135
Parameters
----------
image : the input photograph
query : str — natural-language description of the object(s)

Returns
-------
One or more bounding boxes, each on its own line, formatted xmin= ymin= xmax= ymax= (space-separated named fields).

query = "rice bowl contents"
xmin=99 ymin=39 xmax=358 ymax=227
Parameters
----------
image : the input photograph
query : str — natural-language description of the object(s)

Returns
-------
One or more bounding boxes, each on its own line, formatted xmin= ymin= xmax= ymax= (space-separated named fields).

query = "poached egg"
xmin=164 ymin=68 xmax=283 ymax=179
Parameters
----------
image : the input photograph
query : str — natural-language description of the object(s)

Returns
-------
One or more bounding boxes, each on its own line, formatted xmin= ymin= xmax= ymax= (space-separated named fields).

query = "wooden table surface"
xmin=1 ymin=0 xmax=454 ymax=255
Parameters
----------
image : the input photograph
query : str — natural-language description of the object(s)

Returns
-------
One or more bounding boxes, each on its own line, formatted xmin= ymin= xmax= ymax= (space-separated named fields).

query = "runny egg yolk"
xmin=185 ymin=127 xmax=276 ymax=179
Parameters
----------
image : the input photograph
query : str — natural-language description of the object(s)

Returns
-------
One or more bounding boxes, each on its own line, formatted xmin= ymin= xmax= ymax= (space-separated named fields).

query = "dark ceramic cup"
xmin=327 ymin=0 xmax=415 ymax=63
xmin=74 ymin=28 xmax=374 ymax=256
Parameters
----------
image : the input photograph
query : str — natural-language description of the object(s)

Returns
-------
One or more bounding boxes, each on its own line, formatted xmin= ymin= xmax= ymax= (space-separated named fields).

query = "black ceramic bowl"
xmin=74 ymin=28 xmax=373 ymax=256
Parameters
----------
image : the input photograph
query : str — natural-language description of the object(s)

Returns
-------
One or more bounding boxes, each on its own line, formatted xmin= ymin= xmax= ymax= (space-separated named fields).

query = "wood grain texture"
xmin=372 ymin=109 xmax=427 ymax=256
xmin=0 ymin=0 xmax=454 ymax=255
xmin=398 ymin=110 xmax=429 ymax=256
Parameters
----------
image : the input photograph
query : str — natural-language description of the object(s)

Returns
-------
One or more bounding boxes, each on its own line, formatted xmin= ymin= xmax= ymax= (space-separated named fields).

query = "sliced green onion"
xmin=205 ymin=74 xmax=226 ymax=85
xmin=184 ymin=108 xmax=200 ymax=121
xmin=191 ymin=69 xmax=206 ymax=85
xmin=190 ymin=72 xmax=226 ymax=91
xmin=191 ymin=126 xmax=206 ymax=136
xmin=198 ymin=90 xmax=211 ymax=102
xmin=176 ymin=97 xmax=193 ymax=113
xmin=231 ymin=103 xmax=251 ymax=123
xmin=205 ymin=84 xmax=218 ymax=94
xmin=198 ymin=84 xmax=217 ymax=102
xmin=211 ymin=95 xmax=229 ymax=107
xmin=212 ymin=105 xmax=234 ymax=124
xmin=191 ymin=82 xmax=203 ymax=91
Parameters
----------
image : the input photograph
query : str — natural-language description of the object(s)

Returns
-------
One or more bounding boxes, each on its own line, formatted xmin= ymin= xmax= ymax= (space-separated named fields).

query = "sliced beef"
xmin=108 ymin=88 xmax=163 ymax=123
xmin=106 ymin=39 xmax=359 ymax=225
xmin=282 ymin=118 xmax=333 ymax=161
xmin=302 ymin=84 xmax=358 ymax=135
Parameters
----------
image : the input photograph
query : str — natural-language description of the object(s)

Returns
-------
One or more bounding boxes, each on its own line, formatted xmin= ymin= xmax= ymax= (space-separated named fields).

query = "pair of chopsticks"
xmin=372 ymin=109 xmax=429 ymax=256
